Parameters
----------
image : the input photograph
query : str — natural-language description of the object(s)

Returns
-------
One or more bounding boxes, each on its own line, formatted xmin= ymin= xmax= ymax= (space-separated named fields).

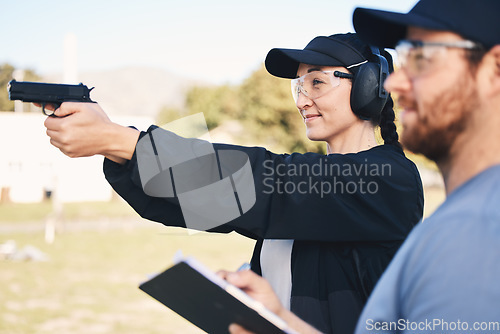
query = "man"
xmin=228 ymin=0 xmax=500 ymax=333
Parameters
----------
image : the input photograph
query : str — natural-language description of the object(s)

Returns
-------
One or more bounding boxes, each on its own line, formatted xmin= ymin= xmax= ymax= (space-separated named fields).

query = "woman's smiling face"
xmin=295 ymin=63 xmax=359 ymax=145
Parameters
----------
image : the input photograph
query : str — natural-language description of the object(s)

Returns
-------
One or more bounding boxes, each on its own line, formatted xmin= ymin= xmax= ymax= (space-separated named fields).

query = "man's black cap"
xmin=353 ymin=0 xmax=500 ymax=49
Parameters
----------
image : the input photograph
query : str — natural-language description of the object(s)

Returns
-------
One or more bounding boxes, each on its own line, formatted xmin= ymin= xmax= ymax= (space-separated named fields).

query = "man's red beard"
xmin=400 ymin=77 xmax=479 ymax=163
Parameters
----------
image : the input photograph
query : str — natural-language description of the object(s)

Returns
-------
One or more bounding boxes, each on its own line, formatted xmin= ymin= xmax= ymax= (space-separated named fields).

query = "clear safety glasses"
xmin=291 ymin=70 xmax=353 ymax=103
xmin=395 ymin=39 xmax=484 ymax=77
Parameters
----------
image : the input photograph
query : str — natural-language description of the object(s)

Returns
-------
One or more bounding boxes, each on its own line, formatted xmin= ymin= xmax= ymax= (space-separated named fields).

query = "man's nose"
xmin=384 ymin=69 xmax=411 ymax=94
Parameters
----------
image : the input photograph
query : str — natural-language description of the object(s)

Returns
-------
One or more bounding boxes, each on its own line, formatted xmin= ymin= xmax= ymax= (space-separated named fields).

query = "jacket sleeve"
xmin=104 ymin=126 xmax=423 ymax=242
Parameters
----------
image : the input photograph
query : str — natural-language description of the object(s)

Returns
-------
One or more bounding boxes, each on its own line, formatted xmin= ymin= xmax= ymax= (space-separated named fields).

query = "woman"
xmin=44 ymin=33 xmax=423 ymax=333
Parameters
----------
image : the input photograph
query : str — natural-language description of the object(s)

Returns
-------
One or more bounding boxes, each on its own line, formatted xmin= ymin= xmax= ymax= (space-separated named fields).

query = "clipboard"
xmin=139 ymin=255 xmax=298 ymax=334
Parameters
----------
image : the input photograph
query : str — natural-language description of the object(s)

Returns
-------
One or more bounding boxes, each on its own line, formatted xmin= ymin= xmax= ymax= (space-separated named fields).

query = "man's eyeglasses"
xmin=395 ymin=39 xmax=484 ymax=77
xmin=291 ymin=70 xmax=353 ymax=103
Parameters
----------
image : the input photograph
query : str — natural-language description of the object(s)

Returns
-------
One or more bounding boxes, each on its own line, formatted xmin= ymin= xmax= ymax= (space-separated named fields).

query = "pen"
xmin=237 ymin=262 xmax=251 ymax=271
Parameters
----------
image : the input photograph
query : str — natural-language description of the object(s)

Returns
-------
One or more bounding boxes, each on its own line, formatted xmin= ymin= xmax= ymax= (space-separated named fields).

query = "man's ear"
xmin=487 ymin=45 xmax=500 ymax=94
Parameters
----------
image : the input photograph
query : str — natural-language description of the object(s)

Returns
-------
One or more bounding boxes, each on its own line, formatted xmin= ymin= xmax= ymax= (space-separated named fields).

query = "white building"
xmin=0 ymin=112 xmax=153 ymax=203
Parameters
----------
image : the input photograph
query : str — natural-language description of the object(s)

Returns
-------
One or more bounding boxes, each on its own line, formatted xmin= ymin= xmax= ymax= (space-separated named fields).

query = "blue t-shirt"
xmin=355 ymin=165 xmax=500 ymax=334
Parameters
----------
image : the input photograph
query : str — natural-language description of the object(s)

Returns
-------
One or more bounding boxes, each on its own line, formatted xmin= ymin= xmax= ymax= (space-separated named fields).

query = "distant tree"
xmin=0 ymin=64 xmax=40 ymax=112
xmin=0 ymin=64 xmax=15 ymax=111
xmin=156 ymin=106 xmax=184 ymax=127
xmin=170 ymin=64 xmax=325 ymax=154
xmin=185 ymin=85 xmax=240 ymax=130
xmin=158 ymin=64 xmax=330 ymax=153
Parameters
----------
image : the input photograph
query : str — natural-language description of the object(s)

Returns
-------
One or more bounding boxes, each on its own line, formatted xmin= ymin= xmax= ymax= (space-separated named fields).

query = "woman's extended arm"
xmin=44 ymin=102 xmax=423 ymax=242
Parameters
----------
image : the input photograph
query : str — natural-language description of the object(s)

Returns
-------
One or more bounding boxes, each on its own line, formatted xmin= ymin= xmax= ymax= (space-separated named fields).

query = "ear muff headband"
xmin=370 ymin=46 xmax=389 ymax=100
xmin=350 ymin=46 xmax=390 ymax=121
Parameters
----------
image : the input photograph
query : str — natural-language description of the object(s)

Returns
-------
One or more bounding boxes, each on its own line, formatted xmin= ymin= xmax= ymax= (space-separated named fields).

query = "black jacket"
xmin=104 ymin=126 xmax=424 ymax=333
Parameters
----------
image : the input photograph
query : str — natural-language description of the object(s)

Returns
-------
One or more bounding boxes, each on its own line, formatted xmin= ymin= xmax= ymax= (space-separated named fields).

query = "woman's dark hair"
xmin=333 ymin=33 xmax=401 ymax=148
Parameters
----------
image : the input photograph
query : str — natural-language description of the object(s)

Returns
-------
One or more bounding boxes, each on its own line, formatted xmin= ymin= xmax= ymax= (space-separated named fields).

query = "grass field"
xmin=0 ymin=187 xmax=445 ymax=334
xmin=0 ymin=224 xmax=255 ymax=334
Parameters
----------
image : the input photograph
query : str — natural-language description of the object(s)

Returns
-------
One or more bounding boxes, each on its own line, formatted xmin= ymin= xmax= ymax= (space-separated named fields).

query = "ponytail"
xmin=378 ymin=49 xmax=401 ymax=148
xmin=378 ymin=94 xmax=401 ymax=148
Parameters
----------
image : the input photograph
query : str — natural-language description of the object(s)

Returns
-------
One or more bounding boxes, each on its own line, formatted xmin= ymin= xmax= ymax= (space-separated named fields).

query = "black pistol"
xmin=7 ymin=80 xmax=96 ymax=116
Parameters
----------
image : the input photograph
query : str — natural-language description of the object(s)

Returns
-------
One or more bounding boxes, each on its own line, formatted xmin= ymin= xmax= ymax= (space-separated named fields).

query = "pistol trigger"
xmin=41 ymin=103 xmax=54 ymax=117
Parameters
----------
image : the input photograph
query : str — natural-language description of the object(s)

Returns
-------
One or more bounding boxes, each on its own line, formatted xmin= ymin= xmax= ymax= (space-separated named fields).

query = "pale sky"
xmin=1 ymin=0 xmax=417 ymax=84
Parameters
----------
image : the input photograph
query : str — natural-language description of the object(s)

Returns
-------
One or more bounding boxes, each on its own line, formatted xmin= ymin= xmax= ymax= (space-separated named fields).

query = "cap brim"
xmin=353 ymin=7 xmax=452 ymax=48
xmin=265 ymin=48 xmax=345 ymax=79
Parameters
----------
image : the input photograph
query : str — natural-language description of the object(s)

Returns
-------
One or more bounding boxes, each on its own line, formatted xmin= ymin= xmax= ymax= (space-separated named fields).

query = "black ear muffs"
xmin=350 ymin=46 xmax=390 ymax=121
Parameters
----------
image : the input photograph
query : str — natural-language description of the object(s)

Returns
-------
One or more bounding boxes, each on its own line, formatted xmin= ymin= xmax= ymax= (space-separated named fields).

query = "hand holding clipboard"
xmin=139 ymin=252 xmax=299 ymax=334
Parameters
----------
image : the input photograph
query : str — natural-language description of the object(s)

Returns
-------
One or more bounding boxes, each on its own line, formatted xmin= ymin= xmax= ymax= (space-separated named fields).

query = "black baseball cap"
xmin=353 ymin=0 xmax=500 ymax=49
xmin=265 ymin=33 xmax=368 ymax=79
